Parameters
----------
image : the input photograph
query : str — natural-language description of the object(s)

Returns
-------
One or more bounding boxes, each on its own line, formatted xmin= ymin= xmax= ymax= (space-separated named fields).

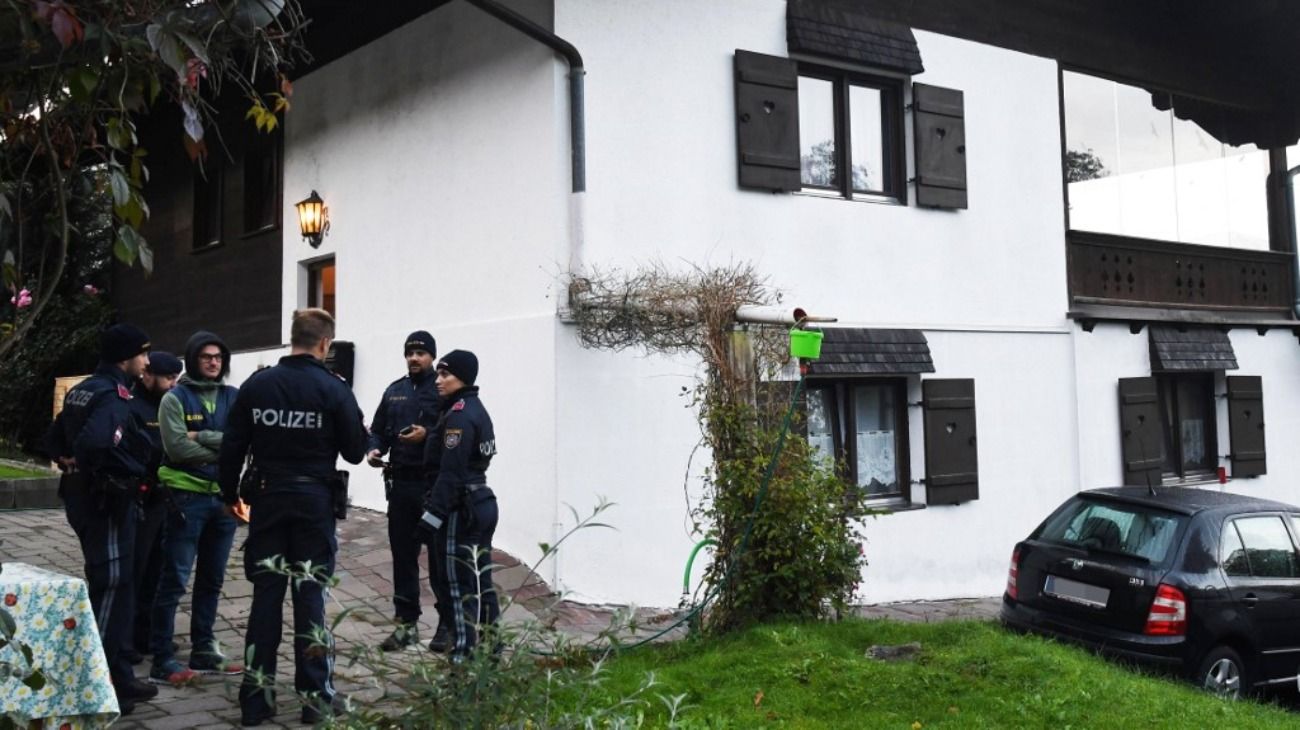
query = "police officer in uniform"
xmin=419 ymin=350 xmax=499 ymax=661
xmin=125 ymin=351 xmax=182 ymax=665
xmin=365 ymin=330 xmax=450 ymax=652
xmin=217 ymin=308 xmax=366 ymax=727
xmin=45 ymin=324 xmax=159 ymax=715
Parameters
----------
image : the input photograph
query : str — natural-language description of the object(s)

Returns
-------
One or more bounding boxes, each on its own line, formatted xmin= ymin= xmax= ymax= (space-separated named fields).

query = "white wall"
xmin=857 ymin=329 xmax=1080 ymax=602
xmin=544 ymin=0 xmax=1079 ymax=604
xmin=1073 ymin=323 xmax=1300 ymax=504
xmin=278 ymin=0 xmax=569 ymax=570
xmin=225 ymin=0 xmax=1299 ymax=609
xmin=557 ymin=0 xmax=1068 ymax=328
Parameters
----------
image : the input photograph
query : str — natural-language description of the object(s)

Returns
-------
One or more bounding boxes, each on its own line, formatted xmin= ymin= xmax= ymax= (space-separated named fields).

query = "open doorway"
xmin=306 ymin=257 xmax=336 ymax=319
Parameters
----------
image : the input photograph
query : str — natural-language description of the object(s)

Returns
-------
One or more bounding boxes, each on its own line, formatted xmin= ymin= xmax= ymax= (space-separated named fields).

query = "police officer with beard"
xmin=45 ymin=324 xmax=159 ymax=715
xmin=124 ymin=351 xmax=182 ymax=666
xmin=365 ymin=331 xmax=449 ymax=652
xmin=217 ymin=308 xmax=366 ymax=726
xmin=419 ymin=350 xmax=499 ymax=662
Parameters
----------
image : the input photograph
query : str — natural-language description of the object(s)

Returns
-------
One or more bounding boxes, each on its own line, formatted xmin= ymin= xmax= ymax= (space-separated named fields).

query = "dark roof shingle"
xmin=803 ymin=328 xmax=935 ymax=376
xmin=787 ymin=0 xmax=924 ymax=75
xmin=1148 ymin=326 xmax=1238 ymax=371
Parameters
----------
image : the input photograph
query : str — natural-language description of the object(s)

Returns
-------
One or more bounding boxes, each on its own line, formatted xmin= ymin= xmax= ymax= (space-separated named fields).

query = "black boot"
xmin=427 ymin=624 xmax=452 ymax=653
xmin=302 ymin=692 xmax=350 ymax=724
xmin=379 ymin=623 xmax=419 ymax=651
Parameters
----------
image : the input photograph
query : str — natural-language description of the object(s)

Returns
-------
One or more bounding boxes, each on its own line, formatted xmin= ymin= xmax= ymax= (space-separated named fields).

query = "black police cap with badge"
xmin=405 ymin=330 xmax=436 ymax=357
xmin=146 ymin=351 xmax=183 ymax=376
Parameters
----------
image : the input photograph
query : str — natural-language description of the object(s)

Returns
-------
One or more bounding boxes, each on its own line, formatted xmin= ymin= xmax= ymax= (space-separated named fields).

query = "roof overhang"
xmin=826 ymin=0 xmax=1300 ymax=148
xmin=294 ymin=0 xmax=453 ymax=78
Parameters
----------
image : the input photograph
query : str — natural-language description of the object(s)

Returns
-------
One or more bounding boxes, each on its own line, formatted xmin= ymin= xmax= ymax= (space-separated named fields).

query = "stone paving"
xmin=0 ymin=506 xmax=998 ymax=727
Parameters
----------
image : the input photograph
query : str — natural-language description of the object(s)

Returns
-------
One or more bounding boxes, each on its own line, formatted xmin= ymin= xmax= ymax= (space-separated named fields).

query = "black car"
xmin=1001 ymin=486 xmax=1300 ymax=698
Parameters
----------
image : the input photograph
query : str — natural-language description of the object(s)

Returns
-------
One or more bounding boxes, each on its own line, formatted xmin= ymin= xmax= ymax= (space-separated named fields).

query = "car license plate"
xmin=1044 ymin=575 xmax=1110 ymax=609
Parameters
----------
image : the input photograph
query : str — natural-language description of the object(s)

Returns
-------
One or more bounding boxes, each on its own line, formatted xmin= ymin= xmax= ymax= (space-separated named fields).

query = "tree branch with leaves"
xmin=0 ymin=0 xmax=310 ymax=362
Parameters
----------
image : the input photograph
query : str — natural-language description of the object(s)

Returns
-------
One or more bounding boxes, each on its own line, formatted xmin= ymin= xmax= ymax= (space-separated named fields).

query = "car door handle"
xmin=1243 ymin=594 xmax=1259 ymax=608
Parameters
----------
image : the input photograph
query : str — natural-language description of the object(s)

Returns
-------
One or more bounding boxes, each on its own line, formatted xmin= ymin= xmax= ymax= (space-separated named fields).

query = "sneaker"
xmin=116 ymin=677 xmax=158 ymax=701
xmin=189 ymin=654 xmax=244 ymax=676
xmin=427 ymin=626 xmax=452 ymax=654
xmin=379 ymin=623 xmax=419 ymax=652
xmin=301 ymin=692 xmax=350 ymax=724
xmin=148 ymin=661 xmax=198 ymax=686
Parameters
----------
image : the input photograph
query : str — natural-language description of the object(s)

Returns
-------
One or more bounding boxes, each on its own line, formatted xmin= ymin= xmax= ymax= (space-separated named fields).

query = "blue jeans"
xmin=150 ymin=490 xmax=237 ymax=667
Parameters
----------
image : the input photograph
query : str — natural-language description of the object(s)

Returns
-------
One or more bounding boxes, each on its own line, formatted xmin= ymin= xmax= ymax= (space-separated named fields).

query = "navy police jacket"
xmin=423 ymin=386 xmax=496 ymax=520
xmin=47 ymin=364 xmax=152 ymax=481
xmin=217 ymin=354 xmax=367 ymax=502
xmin=127 ymin=383 xmax=165 ymax=474
xmin=367 ymin=369 xmax=440 ymax=470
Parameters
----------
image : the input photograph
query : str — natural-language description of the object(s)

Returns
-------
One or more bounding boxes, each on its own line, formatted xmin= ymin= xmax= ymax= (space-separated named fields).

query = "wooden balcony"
xmin=1067 ymin=231 xmax=1296 ymax=323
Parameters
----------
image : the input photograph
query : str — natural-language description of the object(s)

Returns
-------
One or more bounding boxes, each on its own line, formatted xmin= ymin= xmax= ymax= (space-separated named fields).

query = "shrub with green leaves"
xmin=566 ymin=262 xmax=870 ymax=632
xmin=697 ymin=392 xmax=869 ymax=632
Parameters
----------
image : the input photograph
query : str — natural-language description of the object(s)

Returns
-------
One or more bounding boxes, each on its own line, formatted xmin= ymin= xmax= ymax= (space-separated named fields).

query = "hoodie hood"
xmin=184 ymin=330 xmax=231 ymax=381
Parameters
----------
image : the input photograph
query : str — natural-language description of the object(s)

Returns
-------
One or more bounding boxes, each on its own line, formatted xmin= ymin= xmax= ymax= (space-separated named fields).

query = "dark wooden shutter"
xmin=734 ymin=50 xmax=801 ymax=192
xmin=1118 ymin=377 xmax=1163 ymax=486
xmin=912 ymin=83 xmax=967 ymax=209
xmin=922 ymin=379 xmax=978 ymax=505
xmin=1227 ymin=375 xmax=1266 ymax=477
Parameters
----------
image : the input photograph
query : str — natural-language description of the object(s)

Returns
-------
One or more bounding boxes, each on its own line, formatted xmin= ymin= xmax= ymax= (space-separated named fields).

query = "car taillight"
xmin=1006 ymin=547 xmax=1020 ymax=600
xmin=1144 ymin=583 xmax=1187 ymax=636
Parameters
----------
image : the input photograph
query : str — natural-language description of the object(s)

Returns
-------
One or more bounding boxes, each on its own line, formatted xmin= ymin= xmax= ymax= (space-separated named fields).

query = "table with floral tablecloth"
xmin=0 ymin=562 xmax=119 ymax=728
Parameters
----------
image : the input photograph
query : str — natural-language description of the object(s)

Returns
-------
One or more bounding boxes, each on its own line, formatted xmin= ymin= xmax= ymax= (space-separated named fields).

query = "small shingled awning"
xmin=786 ymin=0 xmax=924 ymax=75
xmin=1148 ymin=326 xmax=1238 ymax=371
xmin=803 ymin=328 xmax=935 ymax=376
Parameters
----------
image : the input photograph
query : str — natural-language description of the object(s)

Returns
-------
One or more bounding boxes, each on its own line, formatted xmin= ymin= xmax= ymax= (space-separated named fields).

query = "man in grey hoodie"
xmin=148 ymin=331 xmax=243 ymax=686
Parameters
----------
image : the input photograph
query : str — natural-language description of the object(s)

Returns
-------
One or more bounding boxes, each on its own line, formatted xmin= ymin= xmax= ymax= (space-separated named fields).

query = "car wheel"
xmin=1197 ymin=645 xmax=1249 ymax=700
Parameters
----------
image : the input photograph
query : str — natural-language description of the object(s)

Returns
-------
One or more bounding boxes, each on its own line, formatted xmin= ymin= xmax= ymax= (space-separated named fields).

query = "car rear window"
xmin=1039 ymin=498 xmax=1186 ymax=563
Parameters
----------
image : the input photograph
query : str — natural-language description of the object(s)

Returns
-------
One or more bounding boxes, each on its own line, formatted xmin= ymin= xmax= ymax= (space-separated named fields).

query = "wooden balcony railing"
xmin=1067 ymin=231 xmax=1295 ymax=315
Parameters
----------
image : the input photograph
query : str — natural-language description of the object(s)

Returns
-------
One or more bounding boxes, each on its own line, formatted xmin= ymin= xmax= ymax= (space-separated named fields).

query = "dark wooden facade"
xmin=111 ymin=1 xmax=456 ymax=354
xmin=112 ymin=109 xmax=284 ymax=353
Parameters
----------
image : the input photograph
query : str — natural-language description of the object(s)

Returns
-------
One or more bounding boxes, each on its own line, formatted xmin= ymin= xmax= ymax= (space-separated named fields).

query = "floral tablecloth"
xmin=0 ymin=562 xmax=119 ymax=728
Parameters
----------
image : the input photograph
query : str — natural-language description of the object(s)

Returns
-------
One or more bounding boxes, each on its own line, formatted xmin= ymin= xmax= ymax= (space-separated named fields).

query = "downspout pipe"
xmin=463 ymin=0 xmax=585 ymax=194
xmin=1287 ymin=165 xmax=1300 ymax=319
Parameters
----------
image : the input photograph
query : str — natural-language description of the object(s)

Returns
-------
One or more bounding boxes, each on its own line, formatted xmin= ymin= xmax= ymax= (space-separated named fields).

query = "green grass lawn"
xmin=0 ymin=463 xmax=50 ymax=479
xmin=567 ymin=619 xmax=1298 ymax=728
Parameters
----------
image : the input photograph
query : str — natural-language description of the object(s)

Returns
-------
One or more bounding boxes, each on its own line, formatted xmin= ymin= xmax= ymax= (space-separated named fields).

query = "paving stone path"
xmin=0 ymin=507 xmax=997 ymax=727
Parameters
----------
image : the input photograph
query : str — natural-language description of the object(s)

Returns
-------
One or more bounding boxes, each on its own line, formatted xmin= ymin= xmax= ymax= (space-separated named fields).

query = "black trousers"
xmin=132 ymin=496 xmax=167 ymax=654
xmin=445 ymin=487 xmax=499 ymax=659
xmin=239 ymin=487 xmax=336 ymax=715
xmin=387 ymin=479 xmax=452 ymax=628
xmin=62 ymin=474 xmax=139 ymax=688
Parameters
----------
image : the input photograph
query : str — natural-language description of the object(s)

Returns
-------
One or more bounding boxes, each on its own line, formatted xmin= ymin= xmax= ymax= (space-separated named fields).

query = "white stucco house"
xmin=116 ymin=0 xmax=1300 ymax=608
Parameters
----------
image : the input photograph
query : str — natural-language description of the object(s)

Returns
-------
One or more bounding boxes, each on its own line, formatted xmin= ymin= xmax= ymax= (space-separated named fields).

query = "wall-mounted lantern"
xmin=295 ymin=190 xmax=329 ymax=248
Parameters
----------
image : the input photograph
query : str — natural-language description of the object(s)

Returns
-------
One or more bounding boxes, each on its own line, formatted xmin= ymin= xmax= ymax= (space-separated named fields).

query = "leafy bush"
xmin=697 ymin=391 xmax=869 ymax=631
xmin=0 ymin=170 xmax=113 ymax=455
xmin=0 ymin=292 xmax=109 ymax=454
xmin=567 ymin=263 xmax=870 ymax=632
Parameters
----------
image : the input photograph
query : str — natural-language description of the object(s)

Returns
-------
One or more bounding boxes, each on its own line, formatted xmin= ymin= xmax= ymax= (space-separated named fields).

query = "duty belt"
xmin=265 ymin=475 xmax=330 ymax=488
